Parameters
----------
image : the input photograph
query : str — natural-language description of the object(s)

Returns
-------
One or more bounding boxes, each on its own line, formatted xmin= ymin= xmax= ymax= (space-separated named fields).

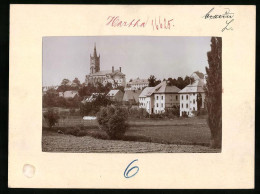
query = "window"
xmin=193 ymin=107 xmax=195 ymax=111
xmin=182 ymin=103 xmax=183 ymax=108
xmin=193 ymin=99 xmax=195 ymax=104
xmin=157 ymin=103 xmax=158 ymax=107
xmin=161 ymin=103 xmax=163 ymax=108
xmin=182 ymin=95 xmax=183 ymax=100
xmin=186 ymin=95 xmax=188 ymax=100
xmin=176 ymin=95 xmax=178 ymax=100
xmin=157 ymin=96 xmax=159 ymax=100
xmin=186 ymin=104 xmax=188 ymax=108
xmin=161 ymin=96 xmax=163 ymax=100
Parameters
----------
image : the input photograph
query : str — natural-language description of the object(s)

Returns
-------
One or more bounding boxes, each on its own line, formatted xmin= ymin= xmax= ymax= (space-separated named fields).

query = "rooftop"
xmin=88 ymin=70 xmax=125 ymax=77
xmin=128 ymin=78 xmax=149 ymax=85
xmin=139 ymin=87 xmax=154 ymax=98
xmin=178 ymin=80 xmax=205 ymax=94
xmin=107 ymin=89 xmax=121 ymax=96
xmin=123 ymin=90 xmax=142 ymax=102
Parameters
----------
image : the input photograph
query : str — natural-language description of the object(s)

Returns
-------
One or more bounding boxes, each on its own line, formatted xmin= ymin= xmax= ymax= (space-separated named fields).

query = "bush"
xmin=80 ymin=94 xmax=111 ymax=116
xmin=192 ymin=111 xmax=199 ymax=116
xmin=96 ymin=106 xmax=129 ymax=140
xmin=199 ymin=108 xmax=208 ymax=116
xmin=69 ymin=108 xmax=76 ymax=114
xmin=43 ymin=108 xmax=60 ymax=128
xmin=127 ymin=107 xmax=149 ymax=119
xmin=149 ymin=113 xmax=164 ymax=119
xmin=182 ymin=111 xmax=188 ymax=118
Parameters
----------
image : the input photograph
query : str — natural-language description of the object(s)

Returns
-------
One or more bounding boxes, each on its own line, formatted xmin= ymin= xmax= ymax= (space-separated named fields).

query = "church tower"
xmin=90 ymin=43 xmax=100 ymax=74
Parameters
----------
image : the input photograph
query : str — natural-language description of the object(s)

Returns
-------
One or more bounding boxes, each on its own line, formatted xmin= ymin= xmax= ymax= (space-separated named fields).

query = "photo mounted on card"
xmin=9 ymin=5 xmax=255 ymax=188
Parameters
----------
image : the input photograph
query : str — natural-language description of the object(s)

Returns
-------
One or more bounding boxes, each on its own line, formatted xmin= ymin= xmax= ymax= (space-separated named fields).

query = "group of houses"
xmin=80 ymin=71 xmax=206 ymax=117
xmin=138 ymin=74 xmax=206 ymax=117
xmin=43 ymin=44 xmax=207 ymax=117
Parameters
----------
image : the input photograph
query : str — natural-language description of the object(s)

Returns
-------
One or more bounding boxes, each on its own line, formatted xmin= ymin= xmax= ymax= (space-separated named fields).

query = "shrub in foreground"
xmin=97 ymin=106 xmax=129 ymax=140
xmin=43 ymin=108 xmax=60 ymax=128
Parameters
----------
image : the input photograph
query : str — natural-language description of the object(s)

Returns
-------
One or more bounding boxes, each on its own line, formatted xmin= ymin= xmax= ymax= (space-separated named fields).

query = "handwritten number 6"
xmin=124 ymin=159 xmax=139 ymax=178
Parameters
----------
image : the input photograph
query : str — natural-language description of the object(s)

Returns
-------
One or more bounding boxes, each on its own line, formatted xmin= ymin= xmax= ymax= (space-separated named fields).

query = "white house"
xmin=153 ymin=82 xmax=180 ymax=114
xmin=106 ymin=89 xmax=124 ymax=102
xmin=138 ymin=81 xmax=181 ymax=114
xmin=59 ymin=90 xmax=78 ymax=98
xmin=126 ymin=78 xmax=149 ymax=90
xmin=179 ymin=79 xmax=206 ymax=117
xmin=139 ymin=87 xmax=154 ymax=110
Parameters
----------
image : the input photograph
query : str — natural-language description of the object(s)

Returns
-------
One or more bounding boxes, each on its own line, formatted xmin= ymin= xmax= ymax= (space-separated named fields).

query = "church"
xmin=85 ymin=44 xmax=126 ymax=88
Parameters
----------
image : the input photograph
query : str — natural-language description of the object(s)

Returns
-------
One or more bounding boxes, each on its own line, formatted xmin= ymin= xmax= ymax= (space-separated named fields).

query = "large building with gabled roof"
xmin=85 ymin=44 xmax=126 ymax=88
xmin=138 ymin=81 xmax=181 ymax=114
xmin=178 ymin=78 xmax=206 ymax=117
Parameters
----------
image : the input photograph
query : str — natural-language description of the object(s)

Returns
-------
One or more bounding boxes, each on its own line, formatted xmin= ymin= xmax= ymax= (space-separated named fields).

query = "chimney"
xmin=112 ymin=66 xmax=114 ymax=72
xmin=119 ymin=67 xmax=121 ymax=72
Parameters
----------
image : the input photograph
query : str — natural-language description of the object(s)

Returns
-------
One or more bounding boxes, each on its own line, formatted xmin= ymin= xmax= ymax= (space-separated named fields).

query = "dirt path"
xmin=42 ymin=132 xmax=220 ymax=153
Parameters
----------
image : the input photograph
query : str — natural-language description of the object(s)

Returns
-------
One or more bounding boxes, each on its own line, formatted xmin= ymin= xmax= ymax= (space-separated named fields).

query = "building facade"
xmin=139 ymin=81 xmax=180 ymax=114
xmin=107 ymin=89 xmax=124 ymax=102
xmin=126 ymin=78 xmax=149 ymax=90
xmin=123 ymin=90 xmax=142 ymax=105
xmin=179 ymin=79 xmax=206 ymax=117
xmin=85 ymin=44 xmax=126 ymax=88
xmin=59 ymin=90 xmax=79 ymax=99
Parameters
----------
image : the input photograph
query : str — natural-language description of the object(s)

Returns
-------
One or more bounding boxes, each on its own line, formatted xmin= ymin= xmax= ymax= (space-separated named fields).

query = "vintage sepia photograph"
xmin=42 ymin=36 xmax=222 ymax=153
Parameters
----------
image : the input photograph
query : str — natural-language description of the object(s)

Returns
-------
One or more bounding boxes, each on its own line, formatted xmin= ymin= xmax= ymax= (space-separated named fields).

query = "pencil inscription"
xmin=203 ymin=8 xmax=234 ymax=32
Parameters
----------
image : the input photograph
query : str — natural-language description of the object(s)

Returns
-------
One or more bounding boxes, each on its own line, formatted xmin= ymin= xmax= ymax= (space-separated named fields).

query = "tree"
xmin=148 ymin=75 xmax=156 ymax=87
xmin=61 ymin=78 xmax=70 ymax=86
xmin=97 ymin=106 xmax=128 ymax=139
xmin=184 ymin=76 xmax=195 ymax=86
xmin=43 ymin=108 xmax=60 ymax=128
xmin=58 ymin=78 xmax=71 ymax=92
xmin=155 ymin=79 xmax=161 ymax=86
xmin=42 ymin=88 xmax=58 ymax=107
xmin=79 ymin=94 xmax=111 ymax=116
xmin=78 ymin=83 xmax=96 ymax=97
xmin=116 ymin=86 xmax=125 ymax=93
xmin=72 ymin=77 xmax=81 ymax=89
xmin=205 ymin=37 xmax=222 ymax=149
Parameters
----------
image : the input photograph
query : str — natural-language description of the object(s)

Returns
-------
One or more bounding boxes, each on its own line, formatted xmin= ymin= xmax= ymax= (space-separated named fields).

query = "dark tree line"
xmin=78 ymin=82 xmax=113 ymax=97
xmin=42 ymin=89 xmax=81 ymax=108
xmin=148 ymin=75 xmax=195 ymax=89
xmin=57 ymin=78 xmax=81 ymax=92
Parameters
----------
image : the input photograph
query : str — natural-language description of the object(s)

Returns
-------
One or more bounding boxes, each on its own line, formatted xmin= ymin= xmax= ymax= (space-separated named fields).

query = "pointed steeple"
xmin=93 ymin=43 xmax=97 ymax=57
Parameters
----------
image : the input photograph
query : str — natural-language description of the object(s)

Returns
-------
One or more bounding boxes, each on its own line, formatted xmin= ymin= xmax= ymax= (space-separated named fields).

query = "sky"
xmin=42 ymin=36 xmax=211 ymax=86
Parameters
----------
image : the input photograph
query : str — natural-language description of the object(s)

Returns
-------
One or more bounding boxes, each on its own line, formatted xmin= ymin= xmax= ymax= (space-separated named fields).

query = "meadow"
xmin=42 ymin=115 xmax=218 ymax=152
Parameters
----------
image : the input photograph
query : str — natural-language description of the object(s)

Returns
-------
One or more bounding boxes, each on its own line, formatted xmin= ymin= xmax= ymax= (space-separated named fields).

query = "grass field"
xmin=42 ymin=115 xmax=218 ymax=153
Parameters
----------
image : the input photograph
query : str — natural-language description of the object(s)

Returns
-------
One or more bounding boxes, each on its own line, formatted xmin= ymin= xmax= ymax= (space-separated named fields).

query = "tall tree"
xmin=148 ymin=75 xmax=156 ymax=87
xmin=205 ymin=37 xmax=222 ymax=149
xmin=58 ymin=78 xmax=71 ymax=92
xmin=72 ymin=77 xmax=81 ymax=89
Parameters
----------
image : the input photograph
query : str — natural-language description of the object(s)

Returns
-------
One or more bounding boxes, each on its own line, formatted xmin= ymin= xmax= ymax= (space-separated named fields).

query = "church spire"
xmin=90 ymin=42 xmax=100 ymax=74
xmin=93 ymin=43 xmax=97 ymax=57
